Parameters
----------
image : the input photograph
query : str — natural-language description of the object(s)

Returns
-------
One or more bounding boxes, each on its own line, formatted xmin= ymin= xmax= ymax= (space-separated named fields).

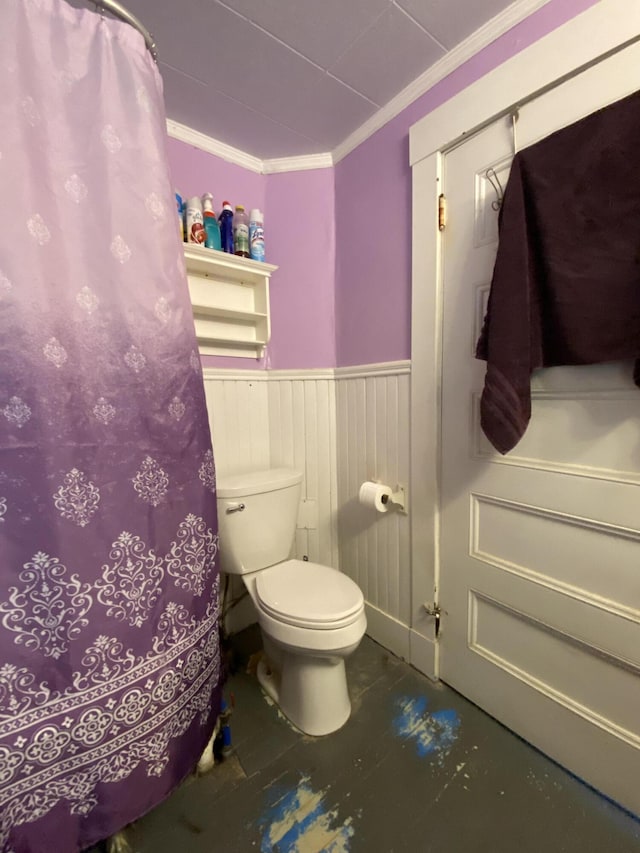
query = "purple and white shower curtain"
xmin=0 ymin=1 xmax=222 ymax=849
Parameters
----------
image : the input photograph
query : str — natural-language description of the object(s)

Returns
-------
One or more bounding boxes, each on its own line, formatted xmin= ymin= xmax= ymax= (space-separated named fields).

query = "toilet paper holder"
xmin=359 ymin=480 xmax=408 ymax=514
xmin=381 ymin=484 xmax=407 ymax=513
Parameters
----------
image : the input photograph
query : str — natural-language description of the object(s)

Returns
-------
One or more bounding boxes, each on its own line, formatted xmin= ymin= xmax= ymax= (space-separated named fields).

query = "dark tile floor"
xmin=112 ymin=628 xmax=640 ymax=853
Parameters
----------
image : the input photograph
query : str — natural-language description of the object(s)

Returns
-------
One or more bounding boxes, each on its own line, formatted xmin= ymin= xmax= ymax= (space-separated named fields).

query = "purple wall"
xmin=334 ymin=0 xmax=599 ymax=367
xmin=167 ymin=137 xmax=267 ymax=220
xmin=265 ymin=169 xmax=336 ymax=369
xmin=167 ymin=137 xmax=269 ymax=369
xmin=167 ymin=139 xmax=335 ymax=369
xmin=167 ymin=0 xmax=598 ymax=371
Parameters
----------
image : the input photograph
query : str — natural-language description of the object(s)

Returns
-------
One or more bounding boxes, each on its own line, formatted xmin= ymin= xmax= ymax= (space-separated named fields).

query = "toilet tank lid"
xmin=217 ymin=467 xmax=303 ymax=498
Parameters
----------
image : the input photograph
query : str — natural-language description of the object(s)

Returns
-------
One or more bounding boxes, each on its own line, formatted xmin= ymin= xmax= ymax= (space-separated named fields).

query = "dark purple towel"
xmin=476 ymin=89 xmax=640 ymax=454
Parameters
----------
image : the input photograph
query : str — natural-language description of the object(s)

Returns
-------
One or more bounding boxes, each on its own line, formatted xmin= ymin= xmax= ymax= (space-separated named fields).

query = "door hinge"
xmin=424 ymin=602 xmax=442 ymax=638
xmin=438 ymin=194 xmax=447 ymax=231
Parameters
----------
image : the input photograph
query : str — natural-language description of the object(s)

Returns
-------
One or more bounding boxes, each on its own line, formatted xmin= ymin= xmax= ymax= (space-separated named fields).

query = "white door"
xmin=439 ymin=55 xmax=640 ymax=815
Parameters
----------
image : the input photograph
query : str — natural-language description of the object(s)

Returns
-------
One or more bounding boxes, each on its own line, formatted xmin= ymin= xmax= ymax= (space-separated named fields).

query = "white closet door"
xmin=438 ymin=47 xmax=640 ymax=815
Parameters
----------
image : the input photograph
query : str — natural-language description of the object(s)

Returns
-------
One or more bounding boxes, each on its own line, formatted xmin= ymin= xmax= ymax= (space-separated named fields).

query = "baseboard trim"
xmin=409 ymin=630 xmax=438 ymax=681
xmin=364 ymin=603 xmax=410 ymax=661
xmin=225 ymin=604 xmax=436 ymax=679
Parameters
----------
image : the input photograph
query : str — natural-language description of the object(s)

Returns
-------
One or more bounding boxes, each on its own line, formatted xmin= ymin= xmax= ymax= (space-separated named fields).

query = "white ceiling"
xmin=108 ymin=0 xmax=520 ymax=159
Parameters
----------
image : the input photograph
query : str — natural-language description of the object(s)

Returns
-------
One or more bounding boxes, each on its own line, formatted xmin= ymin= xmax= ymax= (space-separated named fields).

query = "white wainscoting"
xmin=202 ymin=370 xmax=270 ymax=478
xmin=335 ymin=362 xmax=412 ymax=659
xmin=266 ymin=370 xmax=339 ymax=570
xmin=202 ymin=362 xmax=411 ymax=658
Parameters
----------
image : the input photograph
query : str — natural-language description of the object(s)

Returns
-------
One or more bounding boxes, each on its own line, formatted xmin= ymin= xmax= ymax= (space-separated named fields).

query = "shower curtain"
xmin=0 ymin=1 xmax=222 ymax=849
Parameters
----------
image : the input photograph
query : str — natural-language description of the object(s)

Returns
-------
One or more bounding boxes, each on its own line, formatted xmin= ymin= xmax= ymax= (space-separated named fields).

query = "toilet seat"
xmin=256 ymin=559 xmax=364 ymax=630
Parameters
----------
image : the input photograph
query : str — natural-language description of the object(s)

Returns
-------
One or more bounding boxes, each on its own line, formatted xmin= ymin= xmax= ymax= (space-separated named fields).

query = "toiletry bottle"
xmin=249 ymin=208 xmax=265 ymax=261
xmin=202 ymin=193 xmax=222 ymax=250
xmin=218 ymin=201 xmax=234 ymax=254
xmin=175 ymin=190 xmax=184 ymax=241
xmin=233 ymin=205 xmax=250 ymax=257
xmin=185 ymin=196 xmax=205 ymax=244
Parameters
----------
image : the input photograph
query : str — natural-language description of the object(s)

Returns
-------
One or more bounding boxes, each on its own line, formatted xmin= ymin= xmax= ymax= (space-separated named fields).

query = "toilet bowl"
xmin=253 ymin=558 xmax=366 ymax=735
xmin=216 ymin=469 xmax=367 ymax=736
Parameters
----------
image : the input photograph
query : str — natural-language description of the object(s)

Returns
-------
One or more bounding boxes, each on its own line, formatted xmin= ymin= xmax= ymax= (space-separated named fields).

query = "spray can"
xmin=185 ymin=196 xmax=205 ymax=244
xmin=249 ymin=208 xmax=265 ymax=262
xmin=218 ymin=201 xmax=234 ymax=254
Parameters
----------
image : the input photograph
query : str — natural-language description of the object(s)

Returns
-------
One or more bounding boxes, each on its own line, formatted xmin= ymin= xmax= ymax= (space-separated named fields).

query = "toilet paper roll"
xmin=359 ymin=481 xmax=392 ymax=513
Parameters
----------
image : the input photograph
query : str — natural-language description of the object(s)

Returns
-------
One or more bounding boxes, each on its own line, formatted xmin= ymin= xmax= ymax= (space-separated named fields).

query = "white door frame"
xmin=408 ymin=0 xmax=640 ymax=679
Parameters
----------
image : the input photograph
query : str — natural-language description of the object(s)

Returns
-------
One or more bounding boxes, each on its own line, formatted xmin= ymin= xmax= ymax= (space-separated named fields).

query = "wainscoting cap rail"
xmin=334 ymin=360 xmax=411 ymax=379
xmin=202 ymin=361 xmax=411 ymax=382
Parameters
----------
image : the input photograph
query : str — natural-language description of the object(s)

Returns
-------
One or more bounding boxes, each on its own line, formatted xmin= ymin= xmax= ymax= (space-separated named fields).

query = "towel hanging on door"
xmin=476 ymin=89 xmax=640 ymax=454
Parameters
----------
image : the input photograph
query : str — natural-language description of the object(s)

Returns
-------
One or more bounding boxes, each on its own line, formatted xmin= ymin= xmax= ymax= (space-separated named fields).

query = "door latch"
xmin=424 ymin=602 xmax=442 ymax=637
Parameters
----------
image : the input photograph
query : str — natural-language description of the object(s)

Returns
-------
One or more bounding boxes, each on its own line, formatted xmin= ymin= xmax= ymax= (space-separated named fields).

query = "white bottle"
xmin=233 ymin=205 xmax=250 ymax=258
xmin=249 ymin=208 xmax=265 ymax=262
xmin=186 ymin=196 xmax=205 ymax=244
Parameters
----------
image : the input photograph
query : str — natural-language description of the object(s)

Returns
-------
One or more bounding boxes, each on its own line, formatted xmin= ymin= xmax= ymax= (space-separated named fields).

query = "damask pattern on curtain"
xmin=0 ymin=1 xmax=221 ymax=850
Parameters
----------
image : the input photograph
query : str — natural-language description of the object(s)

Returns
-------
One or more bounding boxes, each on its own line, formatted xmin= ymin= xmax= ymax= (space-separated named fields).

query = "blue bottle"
xmin=202 ymin=193 xmax=222 ymax=250
xmin=218 ymin=201 xmax=234 ymax=254
xmin=220 ymin=697 xmax=233 ymax=756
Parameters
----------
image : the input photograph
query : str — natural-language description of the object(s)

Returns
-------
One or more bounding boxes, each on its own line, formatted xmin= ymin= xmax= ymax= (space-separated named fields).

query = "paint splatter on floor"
xmin=257 ymin=775 xmax=355 ymax=853
xmin=526 ymin=768 xmax=563 ymax=799
xmin=393 ymin=695 xmax=461 ymax=765
xmin=261 ymin=693 xmax=304 ymax=733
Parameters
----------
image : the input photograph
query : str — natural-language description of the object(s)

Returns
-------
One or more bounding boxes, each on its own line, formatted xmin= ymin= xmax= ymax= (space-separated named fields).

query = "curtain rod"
xmin=91 ymin=0 xmax=158 ymax=61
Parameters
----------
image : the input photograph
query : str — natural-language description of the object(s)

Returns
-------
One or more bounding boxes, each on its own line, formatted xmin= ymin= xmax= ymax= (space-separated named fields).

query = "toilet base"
xmin=257 ymin=649 xmax=351 ymax=737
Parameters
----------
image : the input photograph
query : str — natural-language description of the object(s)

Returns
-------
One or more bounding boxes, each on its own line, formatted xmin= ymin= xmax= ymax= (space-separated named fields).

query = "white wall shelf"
xmin=184 ymin=243 xmax=277 ymax=358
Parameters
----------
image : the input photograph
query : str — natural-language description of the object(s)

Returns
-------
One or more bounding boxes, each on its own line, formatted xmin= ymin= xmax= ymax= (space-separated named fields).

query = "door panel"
xmin=439 ymin=56 xmax=640 ymax=814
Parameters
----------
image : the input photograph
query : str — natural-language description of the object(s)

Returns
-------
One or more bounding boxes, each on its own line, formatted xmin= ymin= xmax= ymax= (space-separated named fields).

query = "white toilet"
xmin=216 ymin=467 xmax=367 ymax=736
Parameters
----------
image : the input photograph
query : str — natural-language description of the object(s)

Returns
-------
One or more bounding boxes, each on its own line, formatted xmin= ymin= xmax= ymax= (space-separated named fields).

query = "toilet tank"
xmin=216 ymin=468 xmax=303 ymax=575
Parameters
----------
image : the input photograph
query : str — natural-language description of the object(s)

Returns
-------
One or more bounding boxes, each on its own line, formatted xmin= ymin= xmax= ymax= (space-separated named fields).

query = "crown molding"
xmin=409 ymin=0 xmax=635 ymax=163
xmin=167 ymin=119 xmax=332 ymax=174
xmin=332 ymin=0 xmax=553 ymax=164
xmin=262 ymin=153 xmax=333 ymax=173
xmin=166 ymin=119 xmax=264 ymax=174
xmin=168 ymin=0 xmax=555 ymax=172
